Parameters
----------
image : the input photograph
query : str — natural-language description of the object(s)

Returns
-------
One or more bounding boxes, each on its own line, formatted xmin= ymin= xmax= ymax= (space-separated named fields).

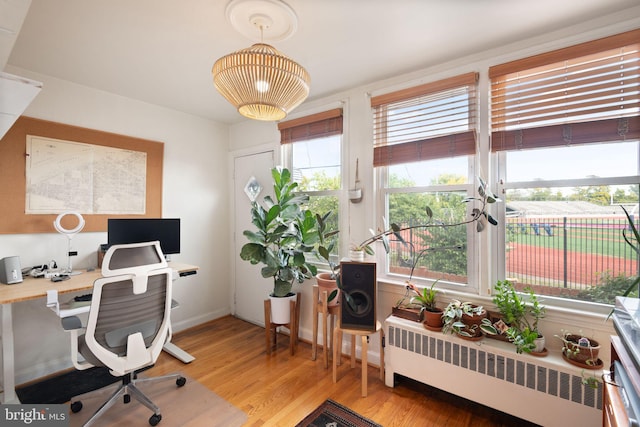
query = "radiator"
xmin=385 ymin=316 xmax=602 ymax=427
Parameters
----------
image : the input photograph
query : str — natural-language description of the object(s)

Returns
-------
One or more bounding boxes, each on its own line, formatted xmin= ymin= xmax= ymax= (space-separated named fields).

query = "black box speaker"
xmin=340 ymin=261 xmax=376 ymax=331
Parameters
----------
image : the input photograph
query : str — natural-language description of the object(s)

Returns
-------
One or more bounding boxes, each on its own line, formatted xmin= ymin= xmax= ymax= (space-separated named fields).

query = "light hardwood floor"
xmin=150 ymin=316 xmax=538 ymax=427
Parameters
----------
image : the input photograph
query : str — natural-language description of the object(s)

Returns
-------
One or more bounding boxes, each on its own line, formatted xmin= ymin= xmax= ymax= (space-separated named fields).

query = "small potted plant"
xmin=314 ymin=211 xmax=340 ymax=306
xmin=441 ymin=299 xmax=494 ymax=340
xmin=491 ymin=280 xmax=546 ymax=354
xmin=556 ymin=330 xmax=601 ymax=367
xmin=348 ymin=244 xmax=367 ymax=262
xmin=392 ymin=245 xmax=444 ymax=324
xmin=409 ymin=281 xmax=444 ymax=331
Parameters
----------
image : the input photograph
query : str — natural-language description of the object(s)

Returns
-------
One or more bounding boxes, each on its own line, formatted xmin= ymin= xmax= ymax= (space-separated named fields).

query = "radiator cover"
xmin=385 ymin=316 xmax=602 ymax=427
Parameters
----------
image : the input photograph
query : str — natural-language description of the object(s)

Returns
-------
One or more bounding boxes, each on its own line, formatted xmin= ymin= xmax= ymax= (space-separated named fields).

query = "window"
xmin=372 ymin=72 xmax=479 ymax=288
xmin=491 ymin=29 xmax=640 ymax=306
xmin=279 ymin=108 xmax=343 ymax=263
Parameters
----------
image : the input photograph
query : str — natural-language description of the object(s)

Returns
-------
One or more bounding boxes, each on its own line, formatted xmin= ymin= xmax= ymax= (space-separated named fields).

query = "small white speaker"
xmin=0 ymin=256 xmax=23 ymax=284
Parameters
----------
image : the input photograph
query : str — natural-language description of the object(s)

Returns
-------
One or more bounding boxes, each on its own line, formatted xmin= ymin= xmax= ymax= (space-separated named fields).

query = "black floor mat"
xmin=16 ymin=367 xmax=122 ymax=404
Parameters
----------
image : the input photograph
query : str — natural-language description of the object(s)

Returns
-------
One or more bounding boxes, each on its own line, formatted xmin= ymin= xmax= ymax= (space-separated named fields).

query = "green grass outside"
xmin=507 ymin=220 xmax=637 ymax=260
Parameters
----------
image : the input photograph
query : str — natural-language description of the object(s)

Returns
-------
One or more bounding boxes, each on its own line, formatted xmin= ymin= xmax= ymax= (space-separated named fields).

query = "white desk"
xmin=0 ymin=262 xmax=198 ymax=403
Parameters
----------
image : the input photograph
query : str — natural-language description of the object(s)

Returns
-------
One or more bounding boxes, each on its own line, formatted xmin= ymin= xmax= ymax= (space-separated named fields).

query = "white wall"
xmin=229 ymin=12 xmax=640 ymax=368
xmin=1 ymin=66 xmax=230 ymax=384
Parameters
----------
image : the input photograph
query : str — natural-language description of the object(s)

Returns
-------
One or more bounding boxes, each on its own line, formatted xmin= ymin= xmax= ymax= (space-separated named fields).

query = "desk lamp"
xmin=54 ymin=211 xmax=85 ymax=276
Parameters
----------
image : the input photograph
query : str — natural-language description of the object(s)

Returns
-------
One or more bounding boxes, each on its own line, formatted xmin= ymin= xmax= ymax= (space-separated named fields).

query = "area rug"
xmin=296 ymin=399 xmax=382 ymax=427
xmin=69 ymin=374 xmax=247 ymax=427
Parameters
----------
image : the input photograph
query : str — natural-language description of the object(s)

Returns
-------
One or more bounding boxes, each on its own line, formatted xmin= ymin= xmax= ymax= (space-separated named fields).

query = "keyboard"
xmin=74 ymin=293 xmax=92 ymax=302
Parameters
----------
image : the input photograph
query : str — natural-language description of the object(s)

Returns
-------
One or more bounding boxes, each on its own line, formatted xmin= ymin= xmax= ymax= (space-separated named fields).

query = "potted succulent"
xmin=556 ymin=330 xmax=601 ymax=367
xmin=392 ymin=244 xmax=445 ymax=326
xmin=491 ymin=280 xmax=546 ymax=354
xmin=239 ymin=167 xmax=319 ymax=324
xmin=409 ymin=281 xmax=444 ymax=331
xmin=441 ymin=299 xmax=494 ymax=340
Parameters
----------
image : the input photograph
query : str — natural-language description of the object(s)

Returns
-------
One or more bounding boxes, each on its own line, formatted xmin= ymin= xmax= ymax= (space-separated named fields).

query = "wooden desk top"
xmin=0 ymin=262 xmax=198 ymax=304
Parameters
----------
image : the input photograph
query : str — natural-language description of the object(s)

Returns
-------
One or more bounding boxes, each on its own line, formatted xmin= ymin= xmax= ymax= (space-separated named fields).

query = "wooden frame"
xmin=0 ymin=117 xmax=164 ymax=233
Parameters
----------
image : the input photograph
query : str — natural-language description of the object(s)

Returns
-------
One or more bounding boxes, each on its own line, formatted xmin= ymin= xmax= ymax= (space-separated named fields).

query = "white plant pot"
xmin=533 ymin=335 xmax=546 ymax=353
xmin=349 ymin=249 xmax=365 ymax=262
xmin=269 ymin=293 xmax=297 ymax=324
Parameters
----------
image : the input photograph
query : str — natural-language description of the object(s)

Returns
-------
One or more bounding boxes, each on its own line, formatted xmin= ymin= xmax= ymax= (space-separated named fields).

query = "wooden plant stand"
xmin=312 ymin=285 xmax=341 ymax=368
xmin=333 ymin=320 xmax=385 ymax=397
xmin=264 ymin=293 xmax=301 ymax=356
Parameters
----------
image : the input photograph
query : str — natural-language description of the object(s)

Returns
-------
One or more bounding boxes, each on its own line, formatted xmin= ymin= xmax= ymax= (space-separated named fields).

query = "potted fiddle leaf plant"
xmin=240 ymin=167 xmax=319 ymax=324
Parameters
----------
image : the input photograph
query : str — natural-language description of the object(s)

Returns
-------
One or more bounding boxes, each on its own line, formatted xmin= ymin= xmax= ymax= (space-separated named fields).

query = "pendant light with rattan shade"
xmin=212 ymin=42 xmax=310 ymax=121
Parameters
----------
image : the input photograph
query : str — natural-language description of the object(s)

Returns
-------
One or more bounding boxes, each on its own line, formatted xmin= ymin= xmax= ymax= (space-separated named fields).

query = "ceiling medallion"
xmin=212 ymin=0 xmax=310 ymax=121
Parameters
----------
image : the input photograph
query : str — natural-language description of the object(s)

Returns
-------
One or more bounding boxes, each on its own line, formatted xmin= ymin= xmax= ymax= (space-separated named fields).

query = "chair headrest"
xmin=101 ymin=241 xmax=168 ymax=278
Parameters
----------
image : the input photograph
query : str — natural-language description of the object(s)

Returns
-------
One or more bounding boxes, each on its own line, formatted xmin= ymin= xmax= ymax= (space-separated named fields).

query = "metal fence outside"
xmin=387 ymin=216 xmax=639 ymax=294
xmin=505 ymin=216 xmax=639 ymax=292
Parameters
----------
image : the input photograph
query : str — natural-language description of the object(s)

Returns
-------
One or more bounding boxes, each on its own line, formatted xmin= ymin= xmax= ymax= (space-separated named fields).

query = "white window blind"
xmin=372 ymin=72 xmax=478 ymax=167
xmin=278 ymin=108 xmax=343 ymax=144
xmin=490 ymin=29 xmax=640 ymax=152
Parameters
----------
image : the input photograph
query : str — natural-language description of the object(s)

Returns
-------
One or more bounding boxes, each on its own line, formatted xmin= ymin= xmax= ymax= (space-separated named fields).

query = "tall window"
xmin=490 ymin=29 xmax=640 ymax=306
xmin=372 ymin=72 xmax=479 ymax=288
xmin=279 ymin=108 xmax=343 ymax=262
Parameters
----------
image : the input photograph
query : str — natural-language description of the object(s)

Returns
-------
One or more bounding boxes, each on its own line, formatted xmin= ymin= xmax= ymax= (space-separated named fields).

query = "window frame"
xmin=492 ymin=146 xmax=640 ymax=314
xmin=488 ymin=28 xmax=640 ymax=312
xmin=375 ymin=162 xmax=481 ymax=293
xmin=280 ymin=106 xmax=347 ymax=269
xmin=372 ymin=73 xmax=481 ymax=292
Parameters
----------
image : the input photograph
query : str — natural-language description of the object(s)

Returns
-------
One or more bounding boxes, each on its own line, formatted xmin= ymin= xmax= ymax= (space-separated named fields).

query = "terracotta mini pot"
xmin=423 ymin=307 xmax=444 ymax=331
xmin=316 ymin=273 xmax=340 ymax=307
xmin=563 ymin=334 xmax=600 ymax=364
xmin=461 ymin=307 xmax=487 ymax=327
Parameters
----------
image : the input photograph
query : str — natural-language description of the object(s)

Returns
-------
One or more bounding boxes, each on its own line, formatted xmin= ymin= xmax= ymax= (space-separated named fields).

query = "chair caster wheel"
xmin=124 ymin=394 xmax=131 ymax=404
xmin=70 ymin=401 xmax=83 ymax=413
xmin=176 ymin=376 xmax=186 ymax=387
xmin=149 ymin=413 xmax=162 ymax=426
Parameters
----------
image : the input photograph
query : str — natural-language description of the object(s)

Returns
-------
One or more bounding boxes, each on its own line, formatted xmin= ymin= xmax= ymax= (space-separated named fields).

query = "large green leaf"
xmin=318 ymin=245 xmax=330 ymax=260
xmin=292 ymin=251 xmax=306 ymax=266
xmin=239 ymin=243 xmax=266 ymax=263
xmin=243 ymin=230 xmax=265 ymax=244
xmin=273 ymin=279 xmax=292 ymax=297
xmin=265 ymin=205 xmax=280 ymax=226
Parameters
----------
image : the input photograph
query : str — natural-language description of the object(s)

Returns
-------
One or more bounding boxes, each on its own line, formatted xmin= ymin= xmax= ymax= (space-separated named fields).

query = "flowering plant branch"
xmin=355 ymin=177 xmax=500 ymax=256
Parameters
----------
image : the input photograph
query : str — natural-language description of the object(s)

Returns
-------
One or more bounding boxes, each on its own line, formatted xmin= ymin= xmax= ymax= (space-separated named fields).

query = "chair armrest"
xmin=61 ymin=315 xmax=83 ymax=331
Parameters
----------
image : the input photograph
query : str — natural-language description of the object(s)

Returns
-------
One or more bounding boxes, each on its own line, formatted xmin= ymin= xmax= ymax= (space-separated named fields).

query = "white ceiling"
xmin=4 ymin=0 xmax=640 ymax=125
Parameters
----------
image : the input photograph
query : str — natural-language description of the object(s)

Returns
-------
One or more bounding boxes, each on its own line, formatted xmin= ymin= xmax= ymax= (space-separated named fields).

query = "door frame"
xmin=229 ymin=143 xmax=278 ymax=323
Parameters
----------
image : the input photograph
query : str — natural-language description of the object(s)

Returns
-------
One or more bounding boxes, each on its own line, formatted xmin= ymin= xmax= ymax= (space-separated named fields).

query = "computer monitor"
xmin=107 ymin=218 xmax=181 ymax=255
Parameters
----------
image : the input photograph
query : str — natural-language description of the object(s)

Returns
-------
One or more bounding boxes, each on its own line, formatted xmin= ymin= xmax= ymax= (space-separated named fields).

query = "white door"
xmin=233 ymin=150 xmax=275 ymax=326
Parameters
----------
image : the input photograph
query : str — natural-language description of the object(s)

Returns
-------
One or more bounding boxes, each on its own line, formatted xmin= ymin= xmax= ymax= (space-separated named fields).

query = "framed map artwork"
xmin=0 ymin=117 xmax=163 ymax=233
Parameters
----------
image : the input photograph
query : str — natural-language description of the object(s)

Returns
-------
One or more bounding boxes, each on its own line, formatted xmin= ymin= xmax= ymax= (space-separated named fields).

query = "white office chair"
xmin=63 ymin=241 xmax=185 ymax=426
